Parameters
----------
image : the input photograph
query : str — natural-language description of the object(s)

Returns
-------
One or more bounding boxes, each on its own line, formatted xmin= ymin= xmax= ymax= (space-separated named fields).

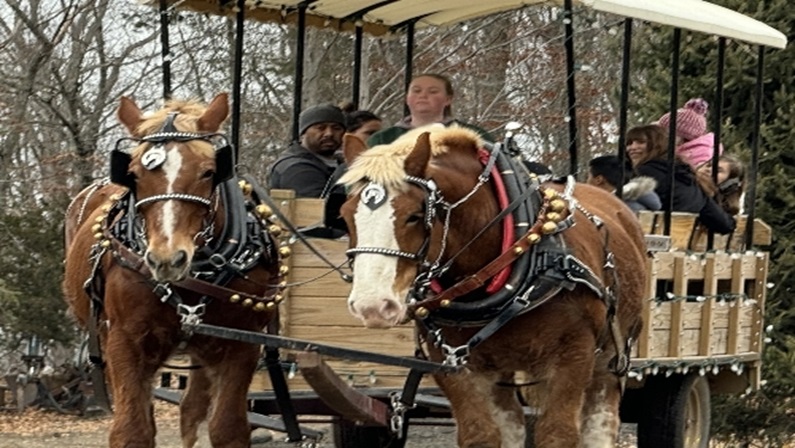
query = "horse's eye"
xmin=201 ymin=170 xmax=215 ymax=180
xmin=406 ymin=213 xmax=423 ymax=225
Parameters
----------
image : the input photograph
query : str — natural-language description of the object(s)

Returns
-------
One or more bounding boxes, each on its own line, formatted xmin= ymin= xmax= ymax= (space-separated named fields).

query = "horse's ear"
xmin=404 ymin=132 xmax=432 ymax=178
xmin=343 ymin=133 xmax=368 ymax=165
xmin=197 ymin=93 xmax=229 ymax=132
xmin=117 ymin=96 xmax=143 ymax=136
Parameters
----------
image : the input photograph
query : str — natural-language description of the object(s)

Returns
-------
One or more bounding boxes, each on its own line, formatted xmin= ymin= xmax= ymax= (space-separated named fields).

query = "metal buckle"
xmin=177 ymin=303 xmax=206 ymax=330
xmin=441 ymin=344 xmax=470 ymax=367
xmin=153 ymin=283 xmax=174 ymax=303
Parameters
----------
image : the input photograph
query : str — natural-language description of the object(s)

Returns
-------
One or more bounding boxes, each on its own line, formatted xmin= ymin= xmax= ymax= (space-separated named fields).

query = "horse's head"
xmin=339 ymin=128 xmax=494 ymax=328
xmin=110 ymin=93 xmax=234 ymax=283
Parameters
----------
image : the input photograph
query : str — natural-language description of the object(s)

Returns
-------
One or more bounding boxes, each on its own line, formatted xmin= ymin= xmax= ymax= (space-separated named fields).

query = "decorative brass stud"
xmin=242 ymin=298 xmax=254 ymax=307
xmin=109 ymin=194 xmax=121 ymax=201
xmin=274 ymin=294 xmax=284 ymax=304
xmin=266 ymin=301 xmax=276 ymax=309
xmin=513 ymin=246 xmax=524 ymax=255
xmin=542 ymin=221 xmax=558 ymax=234
xmin=268 ymin=225 xmax=283 ymax=237
xmin=544 ymin=189 xmax=558 ymax=200
xmin=527 ymin=233 xmax=541 ymax=244
xmin=101 ymin=204 xmax=111 ymax=213
xmin=278 ymin=246 xmax=292 ymax=258
xmin=279 ymin=265 xmax=290 ymax=276
xmin=550 ymin=199 xmax=566 ymax=213
xmin=229 ymin=294 xmax=241 ymax=303
xmin=100 ymin=240 xmax=111 ymax=248
xmin=253 ymin=302 xmax=267 ymax=312
xmin=91 ymin=223 xmax=102 ymax=233
xmin=95 ymin=216 xmax=105 ymax=223
xmin=278 ymin=280 xmax=287 ymax=288
xmin=239 ymin=180 xmax=252 ymax=195
xmin=415 ymin=307 xmax=429 ymax=318
xmin=93 ymin=232 xmax=104 ymax=240
xmin=255 ymin=204 xmax=272 ymax=218
xmin=440 ymin=299 xmax=451 ymax=308
xmin=546 ymin=212 xmax=561 ymax=223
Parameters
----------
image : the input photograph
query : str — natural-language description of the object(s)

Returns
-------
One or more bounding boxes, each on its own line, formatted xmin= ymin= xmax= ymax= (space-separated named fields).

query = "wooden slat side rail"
xmin=294 ymin=352 xmax=390 ymax=425
xmin=272 ymin=190 xmax=297 ymax=337
xmin=698 ymin=255 xmax=717 ymax=356
xmin=726 ymin=256 xmax=743 ymax=355
xmin=637 ymin=254 xmax=655 ymax=358
xmin=668 ymin=255 xmax=687 ymax=357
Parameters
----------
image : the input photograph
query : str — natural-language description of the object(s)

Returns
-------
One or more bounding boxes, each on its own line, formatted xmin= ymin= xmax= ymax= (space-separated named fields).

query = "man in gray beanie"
xmin=268 ymin=104 xmax=346 ymax=197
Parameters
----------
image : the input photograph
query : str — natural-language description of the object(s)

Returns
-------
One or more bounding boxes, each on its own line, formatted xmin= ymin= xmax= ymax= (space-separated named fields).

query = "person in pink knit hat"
xmin=657 ymin=98 xmax=723 ymax=169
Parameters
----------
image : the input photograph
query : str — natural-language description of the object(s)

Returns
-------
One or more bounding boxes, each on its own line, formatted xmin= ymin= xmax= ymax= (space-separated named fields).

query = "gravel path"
xmin=0 ymin=402 xmax=644 ymax=448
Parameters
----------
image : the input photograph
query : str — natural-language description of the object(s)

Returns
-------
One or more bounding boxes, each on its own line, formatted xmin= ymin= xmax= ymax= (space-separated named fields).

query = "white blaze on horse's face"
xmin=347 ymin=187 xmax=409 ymax=329
xmin=139 ymin=144 xmax=206 ymax=283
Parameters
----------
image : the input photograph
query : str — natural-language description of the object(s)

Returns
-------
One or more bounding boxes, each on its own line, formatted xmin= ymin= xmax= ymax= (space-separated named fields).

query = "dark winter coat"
xmin=636 ymin=159 xmax=735 ymax=234
xmin=268 ymin=142 xmax=338 ymax=198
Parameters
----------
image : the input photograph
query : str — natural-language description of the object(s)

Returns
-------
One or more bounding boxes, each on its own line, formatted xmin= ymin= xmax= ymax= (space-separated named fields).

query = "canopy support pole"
xmin=745 ymin=45 xmax=765 ymax=248
xmin=563 ymin=0 xmax=579 ymax=176
xmin=159 ymin=0 xmax=172 ymax=100
xmin=616 ymin=18 xmax=633 ymax=198
xmin=291 ymin=4 xmax=308 ymax=142
xmin=403 ymin=21 xmax=415 ymax=117
xmin=352 ymin=24 xmax=363 ymax=108
xmin=230 ymin=0 xmax=246 ymax=160
xmin=708 ymin=37 xmax=726 ymax=250
xmin=664 ymin=28 xmax=682 ymax=236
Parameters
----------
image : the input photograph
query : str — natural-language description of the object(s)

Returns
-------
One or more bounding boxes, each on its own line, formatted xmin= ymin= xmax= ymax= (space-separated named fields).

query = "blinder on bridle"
xmin=110 ymin=112 xmax=235 ymax=192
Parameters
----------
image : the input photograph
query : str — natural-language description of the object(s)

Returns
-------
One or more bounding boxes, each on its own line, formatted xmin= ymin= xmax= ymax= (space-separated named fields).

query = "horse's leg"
xmin=180 ymin=362 xmax=213 ymax=448
xmin=579 ymin=358 xmax=622 ymax=447
xmin=434 ymin=370 xmax=520 ymax=448
xmin=206 ymin=341 xmax=260 ymax=448
xmin=533 ymin=341 xmax=596 ymax=448
xmin=105 ymin=330 xmax=162 ymax=448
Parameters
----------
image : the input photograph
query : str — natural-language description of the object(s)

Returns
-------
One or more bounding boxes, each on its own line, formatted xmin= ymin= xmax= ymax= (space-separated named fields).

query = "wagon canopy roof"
xmin=150 ymin=0 xmax=786 ymax=48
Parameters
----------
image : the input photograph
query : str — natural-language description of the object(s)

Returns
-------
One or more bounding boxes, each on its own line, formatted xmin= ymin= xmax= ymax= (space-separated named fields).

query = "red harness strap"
xmin=429 ymin=148 xmax=515 ymax=295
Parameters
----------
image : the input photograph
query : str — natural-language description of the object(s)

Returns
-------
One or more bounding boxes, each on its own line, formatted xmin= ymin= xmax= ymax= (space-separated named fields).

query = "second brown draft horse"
xmin=339 ymin=127 xmax=646 ymax=448
xmin=63 ymin=94 xmax=284 ymax=448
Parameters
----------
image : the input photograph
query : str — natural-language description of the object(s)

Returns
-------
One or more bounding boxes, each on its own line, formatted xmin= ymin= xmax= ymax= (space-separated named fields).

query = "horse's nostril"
xmin=171 ymin=250 xmax=188 ymax=268
xmin=145 ymin=251 xmax=158 ymax=268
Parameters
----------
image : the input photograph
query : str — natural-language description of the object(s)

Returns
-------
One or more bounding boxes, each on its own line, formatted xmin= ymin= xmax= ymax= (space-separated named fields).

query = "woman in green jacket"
xmin=367 ymin=73 xmax=494 ymax=147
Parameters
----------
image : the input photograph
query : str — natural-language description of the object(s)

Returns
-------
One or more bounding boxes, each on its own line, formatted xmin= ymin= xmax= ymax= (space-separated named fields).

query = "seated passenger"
xmin=341 ymin=103 xmax=383 ymax=143
xmin=656 ymin=97 xmax=724 ymax=170
xmin=626 ymin=125 xmax=735 ymax=234
xmin=587 ymin=154 xmax=661 ymax=212
xmin=268 ymin=104 xmax=345 ymax=198
xmin=697 ymin=154 xmax=746 ymax=215
xmin=367 ymin=73 xmax=494 ymax=146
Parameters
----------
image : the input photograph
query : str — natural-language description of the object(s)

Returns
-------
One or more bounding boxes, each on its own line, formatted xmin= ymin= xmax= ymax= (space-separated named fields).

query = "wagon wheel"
xmin=636 ymin=373 xmax=711 ymax=448
xmin=332 ymin=419 xmax=408 ymax=448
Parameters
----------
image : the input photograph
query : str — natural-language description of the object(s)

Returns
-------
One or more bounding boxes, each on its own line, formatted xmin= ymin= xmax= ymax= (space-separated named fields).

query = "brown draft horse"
xmin=339 ymin=127 xmax=646 ymax=448
xmin=63 ymin=93 xmax=282 ymax=448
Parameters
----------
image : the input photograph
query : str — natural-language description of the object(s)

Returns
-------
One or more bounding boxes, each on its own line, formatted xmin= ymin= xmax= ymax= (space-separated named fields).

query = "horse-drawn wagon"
xmin=63 ymin=1 xmax=785 ymax=447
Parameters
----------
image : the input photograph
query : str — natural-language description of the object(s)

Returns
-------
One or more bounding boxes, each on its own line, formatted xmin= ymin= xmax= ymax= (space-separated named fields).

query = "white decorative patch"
xmin=142 ymin=144 xmax=167 ymax=170
xmin=361 ymin=182 xmax=387 ymax=210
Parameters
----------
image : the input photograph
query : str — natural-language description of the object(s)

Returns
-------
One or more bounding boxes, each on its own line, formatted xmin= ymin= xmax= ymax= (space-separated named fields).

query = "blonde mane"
xmin=339 ymin=125 xmax=483 ymax=191
xmin=132 ymin=99 xmax=215 ymax=159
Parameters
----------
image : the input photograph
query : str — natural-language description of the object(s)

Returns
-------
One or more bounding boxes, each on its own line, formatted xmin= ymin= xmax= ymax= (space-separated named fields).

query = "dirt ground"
xmin=0 ymin=401 xmax=645 ymax=447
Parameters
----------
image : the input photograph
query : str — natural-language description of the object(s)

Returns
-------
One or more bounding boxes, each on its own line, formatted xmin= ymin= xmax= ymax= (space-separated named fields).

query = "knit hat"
xmin=299 ymin=104 xmax=345 ymax=135
xmin=656 ymin=98 xmax=709 ymax=142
